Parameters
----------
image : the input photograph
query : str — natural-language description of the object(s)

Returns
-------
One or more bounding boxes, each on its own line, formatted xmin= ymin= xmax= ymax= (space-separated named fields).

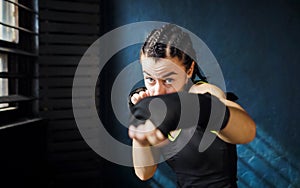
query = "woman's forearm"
xmin=218 ymin=102 xmax=256 ymax=144
xmin=132 ymin=139 xmax=157 ymax=180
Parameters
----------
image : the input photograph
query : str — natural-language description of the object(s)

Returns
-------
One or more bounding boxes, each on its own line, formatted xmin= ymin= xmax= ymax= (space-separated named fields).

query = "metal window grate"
xmin=0 ymin=53 xmax=8 ymax=108
xmin=0 ymin=0 xmax=38 ymax=125
xmin=0 ymin=0 xmax=19 ymax=43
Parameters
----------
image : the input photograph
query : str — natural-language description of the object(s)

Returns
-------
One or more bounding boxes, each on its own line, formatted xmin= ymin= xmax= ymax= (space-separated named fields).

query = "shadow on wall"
xmin=238 ymin=126 xmax=300 ymax=187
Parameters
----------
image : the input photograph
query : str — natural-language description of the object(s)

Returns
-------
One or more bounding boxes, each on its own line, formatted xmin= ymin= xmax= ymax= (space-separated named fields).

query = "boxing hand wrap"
xmin=197 ymin=93 xmax=230 ymax=131
xmin=129 ymin=89 xmax=230 ymax=137
xmin=129 ymin=92 xmax=181 ymax=137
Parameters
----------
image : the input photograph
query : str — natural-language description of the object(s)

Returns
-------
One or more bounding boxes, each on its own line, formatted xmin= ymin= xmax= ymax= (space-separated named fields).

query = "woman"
xmin=128 ymin=24 xmax=256 ymax=187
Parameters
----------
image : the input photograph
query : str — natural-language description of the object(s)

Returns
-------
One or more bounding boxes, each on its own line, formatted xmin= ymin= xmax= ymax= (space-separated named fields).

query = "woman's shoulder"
xmin=188 ymin=82 xmax=226 ymax=99
xmin=189 ymin=82 xmax=243 ymax=110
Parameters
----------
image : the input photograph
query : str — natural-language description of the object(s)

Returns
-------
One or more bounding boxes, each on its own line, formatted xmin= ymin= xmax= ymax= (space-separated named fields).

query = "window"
xmin=0 ymin=0 xmax=19 ymax=43
xmin=0 ymin=0 xmax=38 ymax=126
xmin=0 ymin=53 xmax=8 ymax=109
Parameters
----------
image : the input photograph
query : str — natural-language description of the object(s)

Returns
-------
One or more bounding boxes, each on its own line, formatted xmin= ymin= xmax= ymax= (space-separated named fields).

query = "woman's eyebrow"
xmin=143 ymin=71 xmax=177 ymax=78
xmin=143 ymin=71 xmax=151 ymax=76
xmin=162 ymin=71 xmax=177 ymax=78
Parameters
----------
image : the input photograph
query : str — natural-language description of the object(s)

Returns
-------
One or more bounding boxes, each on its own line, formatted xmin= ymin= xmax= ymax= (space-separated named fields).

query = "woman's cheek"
xmin=146 ymin=86 xmax=154 ymax=96
xmin=166 ymin=87 xmax=176 ymax=94
xmin=171 ymin=82 xmax=182 ymax=92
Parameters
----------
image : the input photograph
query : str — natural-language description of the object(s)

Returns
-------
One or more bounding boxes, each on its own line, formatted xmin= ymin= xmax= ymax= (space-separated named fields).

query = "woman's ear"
xmin=187 ymin=61 xmax=195 ymax=78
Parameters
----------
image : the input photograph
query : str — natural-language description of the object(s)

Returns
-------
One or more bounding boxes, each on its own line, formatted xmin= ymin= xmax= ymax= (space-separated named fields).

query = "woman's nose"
xmin=153 ymin=81 xmax=166 ymax=95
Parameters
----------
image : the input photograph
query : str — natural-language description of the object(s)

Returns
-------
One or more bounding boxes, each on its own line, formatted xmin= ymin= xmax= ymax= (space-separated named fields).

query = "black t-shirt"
xmin=161 ymin=126 xmax=237 ymax=188
xmin=129 ymin=85 xmax=239 ymax=187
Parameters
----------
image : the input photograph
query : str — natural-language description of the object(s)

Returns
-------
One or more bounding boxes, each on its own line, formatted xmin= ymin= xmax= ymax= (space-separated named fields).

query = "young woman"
xmin=128 ymin=24 xmax=256 ymax=187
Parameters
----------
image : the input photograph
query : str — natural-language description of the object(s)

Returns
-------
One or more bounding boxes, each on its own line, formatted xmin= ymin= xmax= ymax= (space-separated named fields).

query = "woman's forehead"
xmin=141 ymin=56 xmax=183 ymax=67
xmin=140 ymin=57 xmax=186 ymax=77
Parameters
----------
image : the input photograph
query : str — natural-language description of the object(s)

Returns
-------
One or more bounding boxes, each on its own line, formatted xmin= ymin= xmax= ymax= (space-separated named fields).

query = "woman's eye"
xmin=146 ymin=77 xmax=155 ymax=84
xmin=165 ymin=78 xmax=174 ymax=84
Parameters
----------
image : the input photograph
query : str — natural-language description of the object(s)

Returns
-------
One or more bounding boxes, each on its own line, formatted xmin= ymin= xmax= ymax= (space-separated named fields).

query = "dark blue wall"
xmin=102 ymin=0 xmax=300 ymax=187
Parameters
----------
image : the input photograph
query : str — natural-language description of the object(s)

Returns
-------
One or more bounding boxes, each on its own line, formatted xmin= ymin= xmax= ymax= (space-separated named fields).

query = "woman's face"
xmin=140 ymin=55 xmax=194 ymax=96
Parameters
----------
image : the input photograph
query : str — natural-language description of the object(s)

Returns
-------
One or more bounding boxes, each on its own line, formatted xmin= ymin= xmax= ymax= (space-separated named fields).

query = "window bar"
xmin=0 ymin=47 xmax=38 ymax=57
xmin=0 ymin=94 xmax=35 ymax=103
xmin=0 ymin=72 xmax=30 ymax=79
xmin=0 ymin=22 xmax=38 ymax=35
xmin=4 ymin=0 xmax=37 ymax=14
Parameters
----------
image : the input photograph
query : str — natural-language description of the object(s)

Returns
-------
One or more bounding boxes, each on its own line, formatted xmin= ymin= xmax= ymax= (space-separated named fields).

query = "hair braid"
xmin=141 ymin=24 xmax=207 ymax=83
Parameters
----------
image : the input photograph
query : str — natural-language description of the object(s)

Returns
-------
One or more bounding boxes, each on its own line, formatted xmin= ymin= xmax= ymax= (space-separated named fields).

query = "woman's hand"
xmin=128 ymin=120 xmax=168 ymax=146
xmin=129 ymin=89 xmax=168 ymax=146
xmin=131 ymin=90 xmax=151 ymax=105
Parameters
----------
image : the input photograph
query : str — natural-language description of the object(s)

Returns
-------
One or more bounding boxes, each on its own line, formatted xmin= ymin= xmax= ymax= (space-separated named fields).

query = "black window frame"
xmin=0 ymin=0 xmax=39 ymax=126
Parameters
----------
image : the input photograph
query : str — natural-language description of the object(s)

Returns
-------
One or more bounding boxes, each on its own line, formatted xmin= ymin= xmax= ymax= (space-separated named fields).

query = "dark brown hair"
xmin=141 ymin=24 xmax=207 ymax=83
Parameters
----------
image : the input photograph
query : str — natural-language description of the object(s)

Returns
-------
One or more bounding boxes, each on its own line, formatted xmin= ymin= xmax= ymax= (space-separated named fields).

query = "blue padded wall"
xmin=102 ymin=0 xmax=300 ymax=187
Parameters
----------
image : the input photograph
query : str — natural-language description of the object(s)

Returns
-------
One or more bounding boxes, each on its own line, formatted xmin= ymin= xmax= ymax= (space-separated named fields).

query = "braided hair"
xmin=141 ymin=24 xmax=207 ymax=83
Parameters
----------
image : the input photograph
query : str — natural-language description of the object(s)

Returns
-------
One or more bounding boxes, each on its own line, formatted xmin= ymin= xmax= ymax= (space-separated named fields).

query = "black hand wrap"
xmin=129 ymin=92 xmax=182 ymax=137
xmin=128 ymin=88 xmax=230 ymax=137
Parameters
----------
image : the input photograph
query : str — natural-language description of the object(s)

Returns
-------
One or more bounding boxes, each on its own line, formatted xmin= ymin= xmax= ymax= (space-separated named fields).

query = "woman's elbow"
xmin=134 ymin=166 xmax=156 ymax=181
xmin=237 ymin=118 xmax=256 ymax=144
xmin=219 ymin=114 xmax=257 ymax=144
xmin=230 ymin=107 xmax=257 ymax=144
xmin=244 ymin=119 xmax=256 ymax=143
xmin=135 ymin=173 xmax=153 ymax=181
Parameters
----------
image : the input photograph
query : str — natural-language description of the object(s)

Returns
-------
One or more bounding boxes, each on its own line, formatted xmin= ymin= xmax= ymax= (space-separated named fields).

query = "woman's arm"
xmin=129 ymin=120 xmax=167 ymax=180
xmin=189 ymin=83 xmax=256 ymax=144
xmin=218 ymin=99 xmax=256 ymax=144
xmin=132 ymin=139 xmax=157 ymax=180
